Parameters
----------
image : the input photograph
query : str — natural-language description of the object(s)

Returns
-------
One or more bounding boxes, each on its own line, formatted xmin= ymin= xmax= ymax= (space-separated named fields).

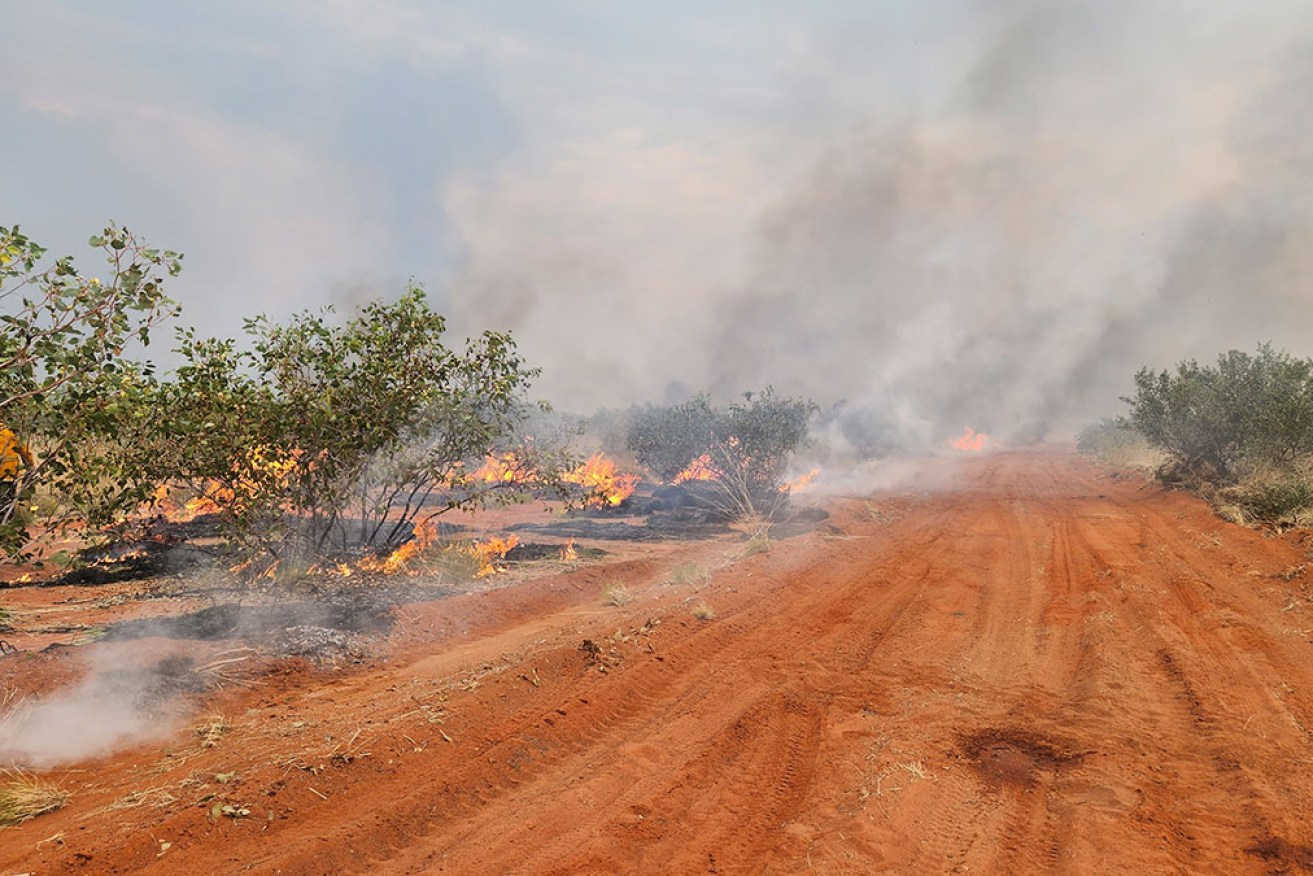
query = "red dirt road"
xmin=5 ymin=448 xmax=1313 ymax=873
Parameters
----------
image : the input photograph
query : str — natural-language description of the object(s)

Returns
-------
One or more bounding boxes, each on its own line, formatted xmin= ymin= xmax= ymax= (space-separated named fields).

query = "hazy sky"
xmin=4 ymin=1 xmax=1312 ymax=443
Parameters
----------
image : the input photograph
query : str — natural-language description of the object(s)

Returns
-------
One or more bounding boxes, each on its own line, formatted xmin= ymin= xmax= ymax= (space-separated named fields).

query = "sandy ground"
xmin=2 ymin=447 xmax=1313 ymax=874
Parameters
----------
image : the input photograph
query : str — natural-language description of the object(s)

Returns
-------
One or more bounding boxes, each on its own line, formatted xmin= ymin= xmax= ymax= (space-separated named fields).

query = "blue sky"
xmin=4 ymin=1 xmax=1313 ymax=438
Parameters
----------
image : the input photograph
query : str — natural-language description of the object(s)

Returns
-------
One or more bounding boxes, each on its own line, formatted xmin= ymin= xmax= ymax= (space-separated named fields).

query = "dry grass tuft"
xmin=195 ymin=714 xmax=228 ymax=748
xmin=666 ymin=563 xmax=710 ymax=587
xmin=743 ymin=531 xmax=772 ymax=556
xmin=601 ymin=582 xmax=633 ymax=607
xmin=691 ymin=601 xmax=715 ymax=621
xmin=0 ymin=770 xmax=68 ymax=827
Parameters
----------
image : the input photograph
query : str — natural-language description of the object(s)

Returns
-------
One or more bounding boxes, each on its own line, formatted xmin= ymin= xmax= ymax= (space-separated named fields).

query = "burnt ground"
xmin=3 ymin=449 xmax=1313 ymax=873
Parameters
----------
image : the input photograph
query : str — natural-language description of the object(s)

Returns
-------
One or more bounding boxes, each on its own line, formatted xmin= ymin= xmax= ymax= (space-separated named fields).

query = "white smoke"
xmin=0 ymin=642 xmax=191 ymax=769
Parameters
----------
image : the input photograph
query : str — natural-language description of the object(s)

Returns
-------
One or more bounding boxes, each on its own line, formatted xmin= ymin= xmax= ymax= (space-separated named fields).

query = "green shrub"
xmin=626 ymin=388 xmax=816 ymax=520
xmin=1124 ymin=345 xmax=1313 ymax=485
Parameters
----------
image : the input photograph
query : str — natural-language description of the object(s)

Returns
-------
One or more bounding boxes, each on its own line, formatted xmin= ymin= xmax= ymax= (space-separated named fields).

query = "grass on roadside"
xmin=601 ymin=581 xmax=633 ymax=607
xmin=0 ymin=770 xmax=68 ymax=827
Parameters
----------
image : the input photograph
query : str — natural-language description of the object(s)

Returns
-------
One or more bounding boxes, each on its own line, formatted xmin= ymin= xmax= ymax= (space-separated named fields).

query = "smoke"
xmin=0 ymin=596 xmax=388 ymax=769
xmin=445 ymin=0 xmax=1313 ymax=450
xmin=0 ymin=643 xmax=193 ymax=769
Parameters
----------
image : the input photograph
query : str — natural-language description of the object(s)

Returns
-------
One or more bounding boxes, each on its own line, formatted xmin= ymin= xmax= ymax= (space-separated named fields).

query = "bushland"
xmin=1119 ymin=345 xmax=1313 ymax=529
xmin=0 ymin=226 xmax=564 ymax=571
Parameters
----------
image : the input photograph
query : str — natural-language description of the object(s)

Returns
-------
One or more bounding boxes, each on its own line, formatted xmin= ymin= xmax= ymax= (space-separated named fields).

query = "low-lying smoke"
xmin=0 ymin=643 xmax=192 ymax=770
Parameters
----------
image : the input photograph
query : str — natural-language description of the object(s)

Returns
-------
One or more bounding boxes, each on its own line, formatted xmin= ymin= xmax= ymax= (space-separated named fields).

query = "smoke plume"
xmin=447 ymin=0 xmax=1313 ymax=448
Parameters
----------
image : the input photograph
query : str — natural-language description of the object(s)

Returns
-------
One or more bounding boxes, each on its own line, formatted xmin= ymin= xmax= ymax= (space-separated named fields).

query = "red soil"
xmin=3 ymin=448 xmax=1313 ymax=874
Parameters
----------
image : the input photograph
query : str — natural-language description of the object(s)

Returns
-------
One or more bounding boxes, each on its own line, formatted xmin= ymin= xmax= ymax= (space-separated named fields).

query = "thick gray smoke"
xmin=447 ymin=0 xmax=1313 ymax=448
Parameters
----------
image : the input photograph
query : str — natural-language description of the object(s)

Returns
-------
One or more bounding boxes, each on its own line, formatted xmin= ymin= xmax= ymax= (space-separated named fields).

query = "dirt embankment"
xmin=3 ymin=448 xmax=1313 ymax=874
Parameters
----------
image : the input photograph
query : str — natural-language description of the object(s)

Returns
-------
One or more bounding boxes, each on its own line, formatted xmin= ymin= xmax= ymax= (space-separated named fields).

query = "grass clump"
xmin=691 ymin=601 xmax=715 ymax=621
xmin=195 ymin=714 xmax=228 ymax=748
xmin=601 ymin=581 xmax=633 ymax=607
xmin=743 ymin=531 xmax=772 ymax=557
xmin=1215 ymin=470 xmax=1313 ymax=531
xmin=0 ymin=771 xmax=68 ymax=826
xmin=666 ymin=563 xmax=710 ymax=587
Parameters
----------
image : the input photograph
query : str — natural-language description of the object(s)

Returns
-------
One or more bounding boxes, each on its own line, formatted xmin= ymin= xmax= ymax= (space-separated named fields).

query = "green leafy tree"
xmin=157 ymin=286 xmax=558 ymax=567
xmin=0 ymin=225 xmax=181 ymax=557
xmin=1124 ymin=345 xmax=1313 ymax=484
xmin=627 ymin=388 xmax=816 ymax=522
xmin=626 ymin=395 xmax=716 ymax=482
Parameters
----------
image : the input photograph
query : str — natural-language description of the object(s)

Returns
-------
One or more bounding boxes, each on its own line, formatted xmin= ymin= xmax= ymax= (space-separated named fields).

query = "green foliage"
xmin=0 ymin=225 xmax=181 ymax=557
xmin=156 ymin=285 xmax=553 ymax=565
xmin=711 ymin=389 xmax=815 ymax=501
xmin=626 ymin=395 xmax=716 ymax=482
xmin=1123 ymin=345 xmax=1313 ymax=485
xmin=626 ymin=388 xmax=816 ymax=520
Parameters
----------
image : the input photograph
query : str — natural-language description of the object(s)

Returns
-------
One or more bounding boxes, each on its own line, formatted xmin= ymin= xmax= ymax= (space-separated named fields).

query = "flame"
xmin=673 ymin=453 xmax=718 ymax=484
xmin=150 ymin=447 xmax=301 ymax=524
xmin=360 ymin=521 xmax=440 ymax=575
xmin=779 ymin=467 xmax=820 ymax=494
xmin=560 ymin=538 xmax=577 ymax=561
xmin=474 ymin=452 xmax=535 ymax=485
xmin=563 ymin=454 xmax=639 ymax=509
xmin=472 ymin=534 xmax=519 ymax=577
xmin=950 ymin=427 xmax=989 ymax=452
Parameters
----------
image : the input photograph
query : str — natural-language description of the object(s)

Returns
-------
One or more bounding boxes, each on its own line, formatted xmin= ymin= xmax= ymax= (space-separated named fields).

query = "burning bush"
xmin=149 ymin=286 xmax=562 ymax=572
xmin=627 ymin=396 xmax=717 ymax=483
xmin=626 ymin=388 xmax=816 ymax=520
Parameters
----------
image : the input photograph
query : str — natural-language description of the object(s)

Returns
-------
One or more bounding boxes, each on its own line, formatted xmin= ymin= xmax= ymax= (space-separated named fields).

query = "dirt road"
xmin=5 ymin=448 xmax=1313 ymax=874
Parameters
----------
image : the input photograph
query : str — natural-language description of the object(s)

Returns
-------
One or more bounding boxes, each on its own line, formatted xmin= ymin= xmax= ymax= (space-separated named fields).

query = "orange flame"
xmin=472 ymin=534 xmax=519 ymax=577
xmin=563 ymin=454 xmax=639 ymax=509
xmin=361 ymin=521 xmax=440 ymax=575
xmin=560 ymin=538 xmax=577 ymax=561
xmin=474 ymin=452 xmax=535 ymax=485
xmin=150 ymin=482 xmax=223 ymax=523
xmin=779 ymin=467 xmax=820 ymax=494
xmin=673 ymin=453 xmax=718 ymax=485
xmin=950 ymin=427 xmax=989 ymax=452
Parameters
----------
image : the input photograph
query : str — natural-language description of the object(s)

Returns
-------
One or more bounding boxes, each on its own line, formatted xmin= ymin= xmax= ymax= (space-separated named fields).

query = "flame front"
xmin=474 ymin=452 xmax=535 ymax=485
xmin=780 ymin=467 xmax=820 ymax=494
xmin=472 ymin=534 xmax=519 ymax=577
xmin=950 ymin=427 xmax=989 ymax=452
xmin=563 ymin=454 xmax=639 ymax=509
xmin=673 ymin=453 xmax=718 ymax=484
xmin=361 ymin=521 xmax=440 ymax=575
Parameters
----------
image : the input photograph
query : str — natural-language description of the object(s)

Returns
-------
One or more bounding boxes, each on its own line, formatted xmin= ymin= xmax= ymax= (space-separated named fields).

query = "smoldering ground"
xmin=447 ymin=0 xmax=1313 ymax=449
xmin=0 ymin=595 xmax=395 ymax=770
xmin=0 ymin=642 xmax=200 ymax=770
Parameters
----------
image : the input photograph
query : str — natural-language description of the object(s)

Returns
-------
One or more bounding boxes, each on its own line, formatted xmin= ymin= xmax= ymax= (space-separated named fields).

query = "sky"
xmin=4 ymin=1 xmax=1313 ymax=445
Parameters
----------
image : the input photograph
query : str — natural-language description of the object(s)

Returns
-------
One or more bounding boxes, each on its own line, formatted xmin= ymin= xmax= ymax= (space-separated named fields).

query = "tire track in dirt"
xmin=10 ymin=449 xmax=1313 ymax=875
xmin=253 ymin=507 xmax=949 ymax=874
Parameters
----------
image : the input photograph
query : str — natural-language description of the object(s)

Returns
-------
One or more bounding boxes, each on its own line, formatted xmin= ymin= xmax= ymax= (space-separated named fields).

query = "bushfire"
xmin=474 ymin=452 xmax=535 ymax=485
xmin=950 ymin=427 xmax=989 ymax=451
xmin=563 ymin=454 xmax=639 ymax=509
xmin=673 ymin=454 xmax=718 ymax=484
